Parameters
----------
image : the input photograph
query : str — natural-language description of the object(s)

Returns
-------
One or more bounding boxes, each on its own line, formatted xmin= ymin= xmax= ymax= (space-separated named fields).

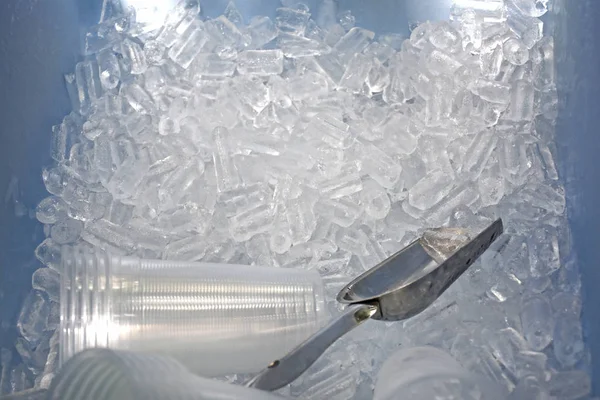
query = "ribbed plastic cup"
xmin=48 ymin=348 xmax=286 ymax=400
xmin=374 ymin=347 xmax=505 ymax=400
xmin=59 ymin=246 xmax=327 ymax=377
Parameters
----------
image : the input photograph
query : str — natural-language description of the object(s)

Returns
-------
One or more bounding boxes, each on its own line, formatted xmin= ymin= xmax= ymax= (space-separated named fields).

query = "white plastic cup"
xmin=48 ymin=348 xmax=286 ymax=400
xmin=374 ymin=346 xmax=505 ymax=400
xmin=60 ymin=246 xmax=327 ymax=376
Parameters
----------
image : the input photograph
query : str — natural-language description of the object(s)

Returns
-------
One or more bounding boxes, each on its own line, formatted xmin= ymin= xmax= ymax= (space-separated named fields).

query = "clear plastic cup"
xmin=48 ymin=348 xmax=286 ymax=400
xmin=60 ymin=246 xmax=327 ymax=377
xmin=374 ymin=346 xmax=505 ymax=400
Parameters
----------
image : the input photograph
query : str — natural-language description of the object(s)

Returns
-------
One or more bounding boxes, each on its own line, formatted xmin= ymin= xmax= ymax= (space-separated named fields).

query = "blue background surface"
xmin=0 ymin=0 xmax=598 ymax=393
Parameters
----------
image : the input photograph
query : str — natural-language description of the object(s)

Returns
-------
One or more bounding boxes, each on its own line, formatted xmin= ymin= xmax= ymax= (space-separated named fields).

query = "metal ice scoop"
xmin=248 ymin=219 xmax=504 ymax=391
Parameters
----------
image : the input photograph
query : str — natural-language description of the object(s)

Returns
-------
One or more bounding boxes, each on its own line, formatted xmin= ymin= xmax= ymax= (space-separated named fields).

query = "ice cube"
xmin=158 ymin=116 xmax=181 ymax=136
xmin=507 ymin=79 xmax=535 ymax=121
xmin=121 ymin=39 xmax=148 ymax=75
xmin=275 ymin=7 xmax=310 ymax=35
xmin=319 ymin=166 xmax=363 ymax=199
xmin=190 ymin=53 xmax=236 ymax=77
xmin=17 ymin=290 xmax=50 ymax=344
xmin=339 ymin=53 xmax=372 ymax=93
xmin=503 ymin=38 xmax=530 ymax=65
xmin=426 ymin=48 xmax=463 ymax=75
xmin=121 ymin=82 xmax=156 ymax=114
xmin=144 ymin=40 xmax=167 ymax=66
xmin=31 ymin=268 xmax=60 ymax=302
xmin=531 ymin=36 xmax=555 ymax=91
xmin=480 ymin=45 xmax=504 ymax=78
xmin=507 ymin=7 xmax=543 ymax=49
xmin=286 ymin=195 xmax=317 ymax=245
xmin=34 ymin=239 xmax=62 ymax=271
xmin=520 ymin=295 xmax=554 ymax=351
xmin=270 ymin=220 xmax=293 ymax=255
xmin=247 ymin=16 xmax=278 ymax=49
xmin=164 ymin=234 xmax=208 ymax=261
xmin=223 ymin=1 xmax=244 ymax=28
xmin=35 ymin=196 xmax=68 ymax=224
xmin=96 ymin=48 xmax=121 ymax=90
xmin=307 ymin=113 xmax=355 ymax=149
xmin=212 ymin=127 xmax=241 ymax=193
xmin=74 ymin=60 xmax=103 ymax=115
xmin=510 ymin=0 xmax=549 ymax=18
xmin=356 ymin=142 xmax=402 ymax=189
xmin=553 ymin=313 xmax=585 ymax=368
xmin=314 ymin=198 xmax=362 ymax=228
xmin=168 ymin=21 xmax=208 ymax=69
xmin=229 ymin=203 xmax=274 ymax=242
xmin=478 ymin=174 xmax=505 ymax=206
xmin=408 ymin=170 xmax=455 ymax=211
xmin=337 ymin=10 xmax=356 ymax=31
xmin=361 ymin=179 xmax=391 ymax=220
xmin=277 ymin=33 xmax=331 ymax=58
xmin=315 ymin=52 xmax=347 ymax=85
xmin=83 ymin=219 xmax=137 ymax=253
xmin=105 ymin=200 xmax=135 ymax=226
xmin=486 ymin=327 xmax=528 ymax=377
xmin=237 ymin=50 xmax=284 ymax=76
xmin=334 ymin=27 xmax=375 ymax=62
xmin=461 ymin=129 xmax=499 ymax=180
xmin=528 ymin=225 xmax=560 ymax=277
xmin=470 ymin=79 xmax=510 ymax=104
xmin=50 ymin=218 xmax=84 ymax=244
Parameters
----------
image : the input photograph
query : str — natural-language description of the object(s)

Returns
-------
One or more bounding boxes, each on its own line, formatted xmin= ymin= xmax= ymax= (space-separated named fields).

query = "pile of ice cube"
xmin=1 ymin=0 xmax=590 ymax=398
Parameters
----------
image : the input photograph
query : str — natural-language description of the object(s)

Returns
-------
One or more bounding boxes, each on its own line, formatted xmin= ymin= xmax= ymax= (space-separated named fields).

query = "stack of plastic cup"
xmin=60 ymin=246 xmax=327 ymax=376
xmin=374 ymin=347 xmax=505 ymax=400
xmin=48 ymin=348 xmax=285 ymax=400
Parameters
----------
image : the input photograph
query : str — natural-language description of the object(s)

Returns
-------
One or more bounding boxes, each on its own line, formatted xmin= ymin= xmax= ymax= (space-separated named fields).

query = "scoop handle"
xmin=247 ymin=303 xmax=378 ymax=391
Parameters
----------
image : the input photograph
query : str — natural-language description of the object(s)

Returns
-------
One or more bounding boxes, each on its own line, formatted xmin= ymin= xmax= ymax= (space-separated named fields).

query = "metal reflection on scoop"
xmin=249 ymin=219 xmax=504 ymax=391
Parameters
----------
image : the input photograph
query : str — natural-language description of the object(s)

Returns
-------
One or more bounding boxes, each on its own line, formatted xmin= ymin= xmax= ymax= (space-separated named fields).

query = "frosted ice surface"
xmin=29 ymin=0 xmax=585 ymax=395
